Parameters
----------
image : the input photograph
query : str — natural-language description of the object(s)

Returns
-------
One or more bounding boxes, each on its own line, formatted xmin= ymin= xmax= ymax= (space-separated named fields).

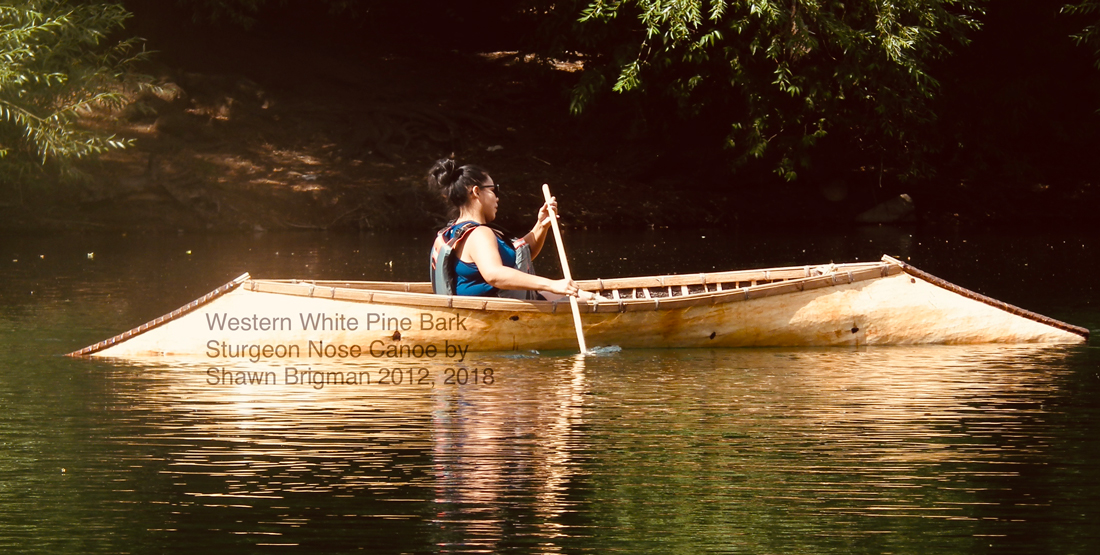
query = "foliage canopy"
xmin=1064 ymin=0 xmax=1100 ymax=68
xmin=566 ymin=0 xmax=984 ymax=181
xmin=0 ymin=0 xmax=144 ymax=183
xmin=3 ymin=0 xmax=1099 ymax=203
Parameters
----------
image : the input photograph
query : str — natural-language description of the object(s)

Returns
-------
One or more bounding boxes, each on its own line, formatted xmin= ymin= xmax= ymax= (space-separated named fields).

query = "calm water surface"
xmin=1 ymin=227 xmax=1098 ymax=554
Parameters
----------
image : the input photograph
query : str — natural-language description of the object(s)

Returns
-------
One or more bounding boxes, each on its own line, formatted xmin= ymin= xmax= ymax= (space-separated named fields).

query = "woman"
xmin=428 ymin=158 xmax=579 ymax=299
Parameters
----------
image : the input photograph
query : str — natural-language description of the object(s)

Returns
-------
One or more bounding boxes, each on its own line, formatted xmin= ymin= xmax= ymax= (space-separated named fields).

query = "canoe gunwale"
xmin=245 ymin=262 xmax=903 ymax=314
xmin=65 ymin=273 xmax=252 ymax=357
xmin=255 ymin=262 xmax=892 ymax=295
xmin=881 ymin=255 xmax=1090 ymax=340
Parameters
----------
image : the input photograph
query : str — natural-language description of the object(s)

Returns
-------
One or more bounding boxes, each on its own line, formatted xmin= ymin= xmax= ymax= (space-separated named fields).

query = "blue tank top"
xmin=445 ymin=222 xmax=517 ymax=297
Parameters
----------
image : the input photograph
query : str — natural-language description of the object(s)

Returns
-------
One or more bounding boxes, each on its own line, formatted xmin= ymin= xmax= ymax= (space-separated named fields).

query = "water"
xmin=2 ymin=227 xmax=1098 ymax=553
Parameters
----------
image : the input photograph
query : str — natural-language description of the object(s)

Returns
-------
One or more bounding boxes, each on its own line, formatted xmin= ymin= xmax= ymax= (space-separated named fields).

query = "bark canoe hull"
xmin=69 ymin=256 xmax=1088 ymax=358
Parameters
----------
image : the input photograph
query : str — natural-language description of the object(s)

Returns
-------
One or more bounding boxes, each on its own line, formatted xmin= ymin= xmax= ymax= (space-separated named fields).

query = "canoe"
xmin=68 ymin=255 xmax=1088 ymax=359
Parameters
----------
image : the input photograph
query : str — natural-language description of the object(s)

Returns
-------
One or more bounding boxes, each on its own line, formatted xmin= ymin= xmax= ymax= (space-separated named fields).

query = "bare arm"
xmin=464 ymin=226 xmax=577 ymax=296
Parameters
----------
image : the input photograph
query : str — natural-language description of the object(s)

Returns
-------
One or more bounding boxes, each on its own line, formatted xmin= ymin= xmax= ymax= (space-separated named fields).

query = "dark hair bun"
xmin=426 ymin=158 xmax=490 ymax=214
xmin=428 ymin=158 xmax=460 ymax=190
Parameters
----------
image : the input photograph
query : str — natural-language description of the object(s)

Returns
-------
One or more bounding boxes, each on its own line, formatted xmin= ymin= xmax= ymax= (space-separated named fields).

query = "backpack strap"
xmin=430 ymin=221 xmax=481 ymax=295
xmin=431 ymin=221 xmax=480 ymax=270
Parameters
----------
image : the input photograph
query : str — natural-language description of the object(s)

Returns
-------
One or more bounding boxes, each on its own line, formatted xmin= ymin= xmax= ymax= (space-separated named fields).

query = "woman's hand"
xmin=546 ymin=278 xmax=579 ymax=297
xmin=578 ymin=290 xmax=608 ymax=302
xmin=524 ymin=194 xmax=557 ymax=259
xmin=536 ymin=196 xmax=558 ymax=230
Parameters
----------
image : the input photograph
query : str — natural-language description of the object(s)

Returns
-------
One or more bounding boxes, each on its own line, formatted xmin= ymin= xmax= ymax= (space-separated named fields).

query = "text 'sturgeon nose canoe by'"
xmin=68 ymin=255 xmax=1088 ymax=360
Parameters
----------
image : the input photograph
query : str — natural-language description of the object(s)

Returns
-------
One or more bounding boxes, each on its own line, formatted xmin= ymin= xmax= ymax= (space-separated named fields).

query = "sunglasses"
xmin=477 ymin=183 xmax=501 ymax=195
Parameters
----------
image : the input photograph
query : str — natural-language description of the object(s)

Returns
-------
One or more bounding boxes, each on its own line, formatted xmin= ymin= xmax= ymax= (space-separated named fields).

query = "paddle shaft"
xmin=542 ymin=184 xmax=587 ymax=353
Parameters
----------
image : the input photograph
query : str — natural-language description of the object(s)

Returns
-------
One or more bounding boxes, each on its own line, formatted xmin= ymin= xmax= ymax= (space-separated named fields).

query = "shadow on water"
xmin=1 ymin=226 xmax=1099 ymax=553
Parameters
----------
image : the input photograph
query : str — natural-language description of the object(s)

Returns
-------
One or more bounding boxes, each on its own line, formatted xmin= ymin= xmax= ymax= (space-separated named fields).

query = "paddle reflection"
xmin=430 ymin=354 xmax=588 ymax=549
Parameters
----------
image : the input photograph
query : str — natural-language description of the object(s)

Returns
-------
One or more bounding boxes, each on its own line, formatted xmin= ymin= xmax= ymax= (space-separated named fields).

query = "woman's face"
xmin=475 ymin=176 xmax=499 ymax=221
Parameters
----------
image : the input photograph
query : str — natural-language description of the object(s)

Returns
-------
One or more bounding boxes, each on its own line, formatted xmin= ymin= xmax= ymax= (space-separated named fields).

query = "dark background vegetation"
xmin=2 ymin=0 xmax=1099 ymax=232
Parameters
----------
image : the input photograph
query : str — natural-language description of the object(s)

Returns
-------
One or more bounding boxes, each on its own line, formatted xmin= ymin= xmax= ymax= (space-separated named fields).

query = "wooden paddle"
xmin=542 ymin=184 xmax=588 ymax=353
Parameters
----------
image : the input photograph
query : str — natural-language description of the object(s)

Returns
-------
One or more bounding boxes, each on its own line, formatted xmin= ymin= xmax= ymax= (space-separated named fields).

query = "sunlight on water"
xmin=2 ymin=346 xmax=1083 ymax=553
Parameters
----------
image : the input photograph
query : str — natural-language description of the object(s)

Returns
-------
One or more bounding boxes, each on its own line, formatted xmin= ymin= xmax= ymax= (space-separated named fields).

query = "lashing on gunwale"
xmin=593 ymin=277 xmax=791 ymax=300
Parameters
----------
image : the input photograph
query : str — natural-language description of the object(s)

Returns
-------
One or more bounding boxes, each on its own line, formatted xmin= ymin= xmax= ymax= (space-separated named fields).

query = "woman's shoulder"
xmin=465 ymin=224 xmax=499 ymax=243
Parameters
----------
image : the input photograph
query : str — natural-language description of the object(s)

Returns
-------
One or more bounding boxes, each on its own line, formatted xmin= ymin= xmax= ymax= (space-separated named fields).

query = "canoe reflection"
xmin=106 ymin=355 xmax=592 ymax=549
xmin=102 ymin=344 xmax=1078 ymax=550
